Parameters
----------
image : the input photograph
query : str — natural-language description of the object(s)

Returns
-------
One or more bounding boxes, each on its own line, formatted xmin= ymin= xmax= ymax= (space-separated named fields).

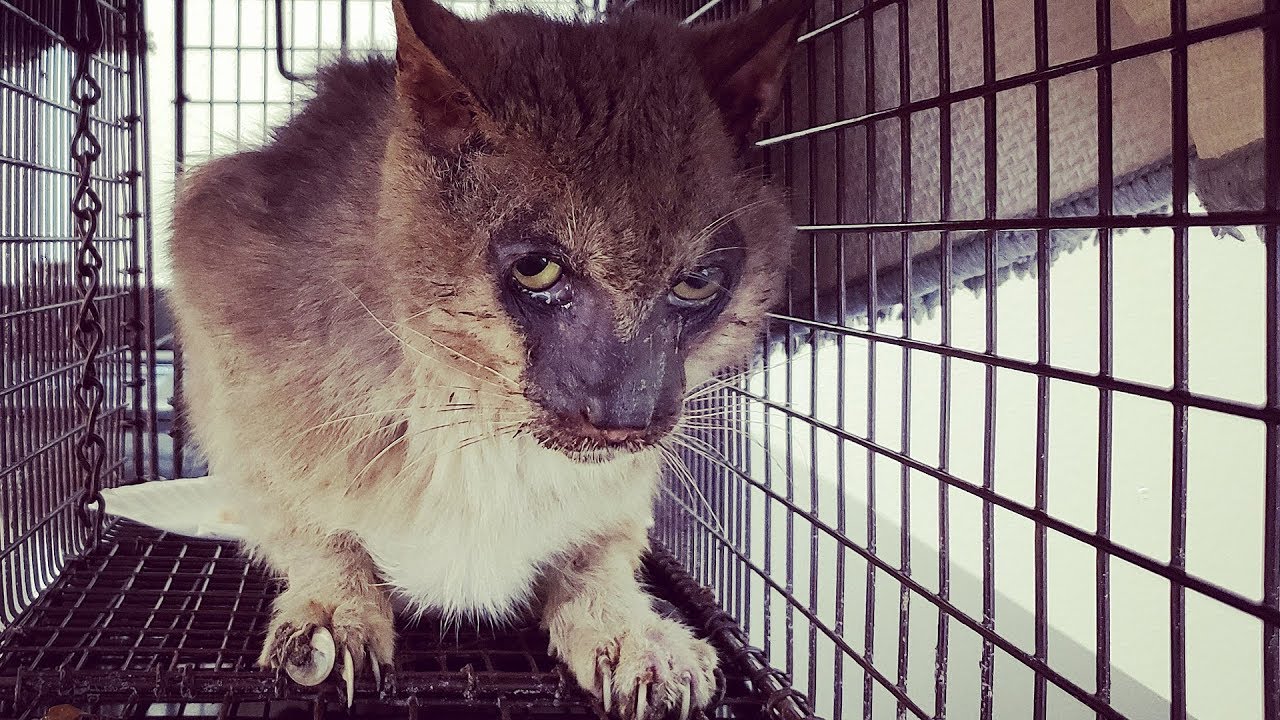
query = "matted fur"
xmin=168 ymin=0 xmax=806 ymax=715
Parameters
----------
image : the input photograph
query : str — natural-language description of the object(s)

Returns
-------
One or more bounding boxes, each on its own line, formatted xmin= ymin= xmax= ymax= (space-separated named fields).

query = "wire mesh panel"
xmin=173 ymin=0 xmax=597 ymax=168
xmin=0 ymin=0 xmax=152 ymax=628
xmin=0 ymin=523 xmax=778 ymax=719
xmin=643 ymin=1 xmax=1280 ymax=719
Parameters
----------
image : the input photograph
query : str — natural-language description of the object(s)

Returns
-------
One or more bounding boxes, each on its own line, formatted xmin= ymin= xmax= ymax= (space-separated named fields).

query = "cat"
xmin=166 ymin=0 xmax=807 ymax=717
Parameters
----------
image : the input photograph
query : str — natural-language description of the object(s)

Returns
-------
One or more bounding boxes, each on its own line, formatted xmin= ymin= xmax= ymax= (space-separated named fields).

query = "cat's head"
xmin=378 ymin=0 xmax=806 ymax=462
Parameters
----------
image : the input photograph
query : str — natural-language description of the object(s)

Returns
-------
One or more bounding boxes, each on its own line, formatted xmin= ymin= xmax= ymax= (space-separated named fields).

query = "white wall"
xmin=733 ymin=223 xmax=1269 ymax=719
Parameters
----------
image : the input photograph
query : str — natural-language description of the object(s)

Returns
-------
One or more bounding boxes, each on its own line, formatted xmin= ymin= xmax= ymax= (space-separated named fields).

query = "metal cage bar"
xmin=638 ymin=0 xmax=1280 ymax=718
xmin=0 ymin=0 xmax=153 ymax=628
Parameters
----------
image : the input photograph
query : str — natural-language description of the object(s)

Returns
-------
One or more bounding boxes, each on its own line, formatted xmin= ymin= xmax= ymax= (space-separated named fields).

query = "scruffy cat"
xmin=167 ymin=0 xmax=807 ymax=716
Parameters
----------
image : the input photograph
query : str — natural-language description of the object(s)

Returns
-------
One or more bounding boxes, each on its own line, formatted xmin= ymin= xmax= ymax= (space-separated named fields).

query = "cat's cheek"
xmin=681 ymin=321 xmax=760 ymax=389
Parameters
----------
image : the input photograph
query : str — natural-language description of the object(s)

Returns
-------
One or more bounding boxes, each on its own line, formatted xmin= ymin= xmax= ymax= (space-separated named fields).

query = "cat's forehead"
xmin=462 ymin=13 xmax=774 ymax=292
xmin=476 ymin=15 xmax=723 ymax=168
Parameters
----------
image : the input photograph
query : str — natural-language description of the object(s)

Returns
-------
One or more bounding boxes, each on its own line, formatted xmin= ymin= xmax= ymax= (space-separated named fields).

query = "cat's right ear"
xmin=393 ymin=0 xmax=490 ymax=139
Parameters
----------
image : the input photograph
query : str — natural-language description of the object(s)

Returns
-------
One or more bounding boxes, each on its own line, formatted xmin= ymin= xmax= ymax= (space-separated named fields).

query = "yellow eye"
xmin=511 ymin=255 xmax=564 ymax=291
xmin=671 ymin=267 xmax=726 ymax=304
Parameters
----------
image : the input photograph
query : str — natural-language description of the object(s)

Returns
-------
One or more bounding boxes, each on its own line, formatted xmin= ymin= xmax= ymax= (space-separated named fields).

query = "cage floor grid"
xmin=0 ymin=522 xmax=793 ymax=720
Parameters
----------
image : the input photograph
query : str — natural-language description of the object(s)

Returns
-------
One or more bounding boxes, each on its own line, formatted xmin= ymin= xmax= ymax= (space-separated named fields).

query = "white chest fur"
xmin=352 ymin=432 xmax=658 ymax=621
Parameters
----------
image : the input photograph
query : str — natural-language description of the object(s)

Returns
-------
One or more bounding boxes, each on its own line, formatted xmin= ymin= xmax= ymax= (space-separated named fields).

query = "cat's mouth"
xmin=556 ymin=444 xmax=633 ymax=464
xmin=528 ymin=414 xmax=677 ymax=464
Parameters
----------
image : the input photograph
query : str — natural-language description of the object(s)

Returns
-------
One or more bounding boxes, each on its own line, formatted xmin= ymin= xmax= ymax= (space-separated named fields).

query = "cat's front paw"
xmin=258 ymin=589 xmax=395 ymax=705
xmin=567 ymin=617 xmax=719 ymax=720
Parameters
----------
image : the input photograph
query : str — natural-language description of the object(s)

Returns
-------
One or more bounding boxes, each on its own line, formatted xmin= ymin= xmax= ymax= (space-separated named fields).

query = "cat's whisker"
xmin=437 ymin=403 xmax=481 ymax=412
xmin=351 ymin=408 xmax=523 ymax=486
xmin=397 ymin=305 xmax=438 ymax=324
xmin=392 ymin=323 xmax=521 ymax=389
xmin=693 ymin=245 xmax=747 ymax=261
xmin=683 ymin=351 xmax=816 ymax=402
xmin=676 ymin=418 xmax=792 ymax=433
xmin=317 ymin=409 xmax=522 ymax=490
xmin=682 ymin=398 xmax=751 ymax=418
xmin=686 ymin=364 xmax=769 ymax=397
xmin=675 ymin=429 xmax=793 ymax=450
xmin=677 ymin=419 xmax=749 ymax=438
xmin=667 ymin=435 xmax=734 ymax=479
xmin=357 ymin=416 xmax=529 ymax=491
xmin=658 ymin=448 xmax=728 ymax=539
xmin=673 ymin=422 xmax=796 ymax=464
xmin=692 ymin=391 xmax=815 ymax=425
xmin=670 ymin=428 xmax=793 ymax=479
xmin=565 ymin=192 xmax=583 ymax=249
xmin=394 ymin=328 xmax=514 ymax=392
xmin=285 ymin=405 xmax=432 ymax=443
xmin=446 ymin=422 xmax=525 ymax=454
xmin=383 ymin=424 xmax=473 ymax=489
xmin=683 ymin=375 xmax=752 ymax=402
xmin=349 ymin=428 xmax=416 ymax=489
xmin=678 ymin=404 xmax=755 ymax=418
xmin=689 ymin=203 xmax=756 ymax=246
xmin=440 ymin=382 xmax=513 ymax=397
xmin=387 ymin=446 xmax=434 ymax=489
xmin=688 ymin=199 xmax=772 ymax=248
xmin=679 ymin=396 xmax=801 ymax=421
xmin=285 ymin=394 xmax=527 ymax=477
xmin=656 ymin=444 xmax=727 ymax=537
xmin=288 ymin=414 xmax=404 ymax=473
xmin=657 ymin=445 xmax=694 ymax=500
xmin=337 ymin=280 xmax=515 ymax=392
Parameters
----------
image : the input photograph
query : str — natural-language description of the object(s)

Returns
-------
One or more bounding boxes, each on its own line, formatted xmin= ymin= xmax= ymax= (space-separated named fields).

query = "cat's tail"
xmin=101 ymin=476 xmax=249 ymax=541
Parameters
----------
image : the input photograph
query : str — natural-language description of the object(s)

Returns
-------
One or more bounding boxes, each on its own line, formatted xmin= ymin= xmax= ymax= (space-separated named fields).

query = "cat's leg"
xmin=542 ymin=527 xmax=718 ymax=720
xmin=255 ymin=529 xmax=395 ymax=704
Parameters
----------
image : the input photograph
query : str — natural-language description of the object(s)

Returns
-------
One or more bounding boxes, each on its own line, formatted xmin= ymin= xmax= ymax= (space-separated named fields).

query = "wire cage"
xmin=652 ymin=2 xmax=1280 ymax=719
xmin=0 ymin=0 xmax=154 ymax=630
xmin=2 ymin=0 xmax=1279 ymax=719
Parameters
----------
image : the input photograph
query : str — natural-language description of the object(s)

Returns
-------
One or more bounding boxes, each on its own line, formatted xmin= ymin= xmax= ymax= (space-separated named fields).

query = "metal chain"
xmin=70 ymin=0 xmax=107 ymax=540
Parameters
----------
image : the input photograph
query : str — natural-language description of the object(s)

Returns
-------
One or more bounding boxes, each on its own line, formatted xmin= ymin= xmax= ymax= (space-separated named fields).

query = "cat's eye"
xmin=511 ymin=255 xmax=564 ymax=291
xmin=671 ymin=267 xmax=726 ymax=306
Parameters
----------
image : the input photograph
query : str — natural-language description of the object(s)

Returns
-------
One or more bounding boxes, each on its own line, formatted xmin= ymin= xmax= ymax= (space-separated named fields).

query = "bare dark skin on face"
xmin=494 ymin=231 xmax=747 ymax=460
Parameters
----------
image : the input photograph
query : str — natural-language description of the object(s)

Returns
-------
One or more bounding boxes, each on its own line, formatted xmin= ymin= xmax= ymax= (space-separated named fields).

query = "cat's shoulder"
xmin=296 ymin=56 xmax=398 ymax=127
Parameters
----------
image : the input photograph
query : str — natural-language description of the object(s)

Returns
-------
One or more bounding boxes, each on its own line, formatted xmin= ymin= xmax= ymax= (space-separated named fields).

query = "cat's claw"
xmin=266 ymin=623 xmax=390 ymax=705
xmin=596 ymin=654 xmax=695 ymax=720
xmin=341 ymin=647 xmax=356 ymax=707
xmin=598 ymin=654 xmax=614 ymax=714
xmin=678 ymin=678 xmax=692 ymax=720
xmin=283 ymin=626 xmax=336 ymax=687
xmin=635 ymin=681 xmax=648 ymax=720
xmin=584 ymin=624 xmax=715 ymax=720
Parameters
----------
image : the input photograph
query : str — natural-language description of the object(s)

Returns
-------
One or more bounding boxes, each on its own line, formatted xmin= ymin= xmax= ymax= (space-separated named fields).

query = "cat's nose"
xmin=582 ymin=397 xmax=654 ymax=437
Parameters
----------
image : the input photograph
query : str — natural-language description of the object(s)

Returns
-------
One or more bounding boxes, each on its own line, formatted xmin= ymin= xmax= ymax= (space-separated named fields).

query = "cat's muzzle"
xmin=530 ymin=409 xmax=678 ymax=463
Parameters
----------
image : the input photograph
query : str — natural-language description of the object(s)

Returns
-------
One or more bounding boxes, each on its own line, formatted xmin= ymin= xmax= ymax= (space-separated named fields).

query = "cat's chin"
xmin=527 ymin=429 xmax=658 ymax=465
xmin=555 ymin=445 xmax=628 ymax=465
xmin=537 ymin=441 xmax=641 ymax=465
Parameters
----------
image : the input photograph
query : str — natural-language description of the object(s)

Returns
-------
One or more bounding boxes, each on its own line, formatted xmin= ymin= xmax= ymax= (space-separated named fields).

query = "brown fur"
xmin=167 ymin=0 xmax=807 ymax=715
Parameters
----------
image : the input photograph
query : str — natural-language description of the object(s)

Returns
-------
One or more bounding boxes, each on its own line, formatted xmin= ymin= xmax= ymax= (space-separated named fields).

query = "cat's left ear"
xmin=392 ymin=0 xmax=491 ymax=140
xmin=689 ymin=0 xmax=812 ymax=141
